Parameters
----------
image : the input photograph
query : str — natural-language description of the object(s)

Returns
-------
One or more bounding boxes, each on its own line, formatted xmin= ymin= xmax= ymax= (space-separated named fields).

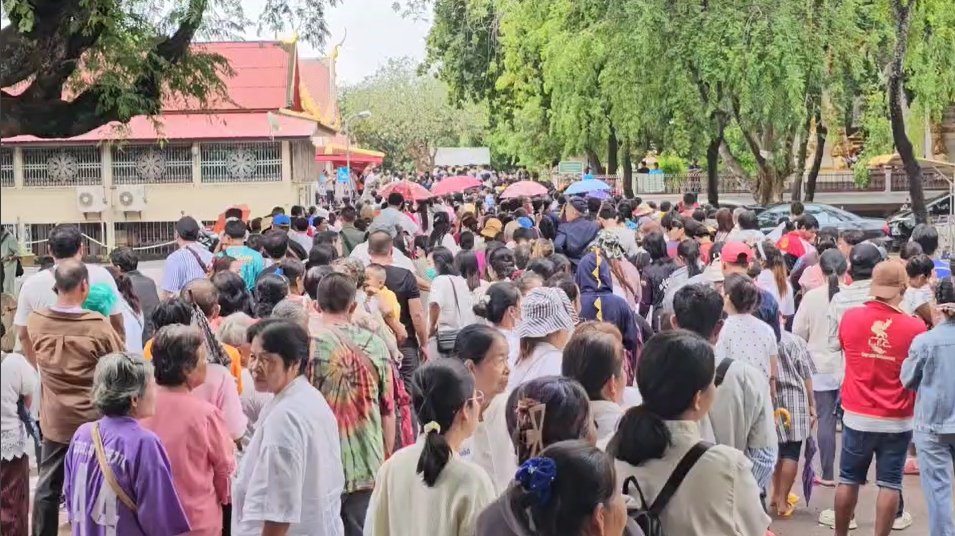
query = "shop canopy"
xmin=314 ymin=137 xmax=385 ymax=172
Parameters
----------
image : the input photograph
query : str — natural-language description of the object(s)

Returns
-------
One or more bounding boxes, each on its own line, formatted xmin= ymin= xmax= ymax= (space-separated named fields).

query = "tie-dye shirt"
xmin=309 ymin=325 xmax=395 ymax=493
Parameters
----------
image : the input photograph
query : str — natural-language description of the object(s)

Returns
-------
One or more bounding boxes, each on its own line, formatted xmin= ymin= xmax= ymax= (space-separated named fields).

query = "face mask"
xmin=425 ymin=267 xmax=438 ymax=280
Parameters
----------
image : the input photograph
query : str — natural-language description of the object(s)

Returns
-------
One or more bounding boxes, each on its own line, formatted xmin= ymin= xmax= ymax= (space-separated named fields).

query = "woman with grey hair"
xmin=218 ymin=313 xmax=273 ymax=432
xmin=64 ymin=353 xmax=190 ymax=534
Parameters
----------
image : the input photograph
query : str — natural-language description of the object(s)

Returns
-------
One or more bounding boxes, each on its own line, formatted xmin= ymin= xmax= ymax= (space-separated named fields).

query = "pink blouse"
xmin=142 ymin=388 xmax=235 ymax=535
xmin=192 ymin=363 xmax=248 ymax=440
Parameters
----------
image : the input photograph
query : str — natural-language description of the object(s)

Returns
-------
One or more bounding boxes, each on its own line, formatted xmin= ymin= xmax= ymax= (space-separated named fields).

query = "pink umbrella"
xmin=431 ymin=175 xmax=483 ymax=197
xmin=501 ymin=180 xmax=549 ymax=199
xmin=379 ymin=180 xmax=433 ymax=202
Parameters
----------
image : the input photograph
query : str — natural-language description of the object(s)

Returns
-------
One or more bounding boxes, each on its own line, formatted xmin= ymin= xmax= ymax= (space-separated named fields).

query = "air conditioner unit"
xmin=75 ymin=186 xmax=107 ymax=213
xmin=115 ymin=185 xmax=147 ymax=212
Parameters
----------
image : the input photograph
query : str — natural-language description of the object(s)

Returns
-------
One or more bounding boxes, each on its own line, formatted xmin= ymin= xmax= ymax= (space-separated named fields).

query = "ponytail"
xmin=410 ymin=359 xmax=474 ymax=487
xmin=417 ymin=421 xmax=452 ymax=487
xmin=819 ymin=249 xmax=848 ymax=303
xmin=607 ymin=405 xmax=671 ymax=465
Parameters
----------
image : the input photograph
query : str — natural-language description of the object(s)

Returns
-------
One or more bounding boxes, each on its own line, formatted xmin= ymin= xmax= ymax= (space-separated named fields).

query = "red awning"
xmin=314 ymin=143 xmax=384 ymax=172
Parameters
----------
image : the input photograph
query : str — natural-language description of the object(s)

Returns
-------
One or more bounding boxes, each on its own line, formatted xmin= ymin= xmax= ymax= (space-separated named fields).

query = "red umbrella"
xmin=379 ymin=180 xmax=433 ymax=202
xmin=501 ymin=180 xmax=549 ymax=199
xmin=431 ymin=175 xmax=483 ymax=197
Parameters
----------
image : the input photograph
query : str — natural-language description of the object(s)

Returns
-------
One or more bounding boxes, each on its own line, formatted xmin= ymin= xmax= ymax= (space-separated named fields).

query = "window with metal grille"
xmin=112 ymin=144 xmax=193 ymax=184
xmin=27 ymin=222 xmax=107 ymax=260
xmin=0 ymin=148 xmax=14 ymax=188
xmin=200 ymin=142 xmax=281 ymax=183
xmin=22 ymin=146 xmax=102 ymax=187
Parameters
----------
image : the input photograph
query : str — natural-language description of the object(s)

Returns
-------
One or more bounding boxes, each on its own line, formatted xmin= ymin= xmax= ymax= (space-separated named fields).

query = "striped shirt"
xmin=161 ymin=243 xmax=213 ymax=294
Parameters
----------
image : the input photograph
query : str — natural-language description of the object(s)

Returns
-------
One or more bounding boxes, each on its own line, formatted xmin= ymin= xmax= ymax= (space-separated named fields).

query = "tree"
xmin=886 ymin=0 xmax=955 ymax=224
xmin=339 ymin=57 xmax=488 ymax=170
xmin=1 ymin=0 xmax=337 ymax=139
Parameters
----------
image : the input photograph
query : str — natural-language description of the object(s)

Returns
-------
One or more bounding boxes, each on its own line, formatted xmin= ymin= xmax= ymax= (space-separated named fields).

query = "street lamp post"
xmin=343 ymin=110 xmax=372 ymax=200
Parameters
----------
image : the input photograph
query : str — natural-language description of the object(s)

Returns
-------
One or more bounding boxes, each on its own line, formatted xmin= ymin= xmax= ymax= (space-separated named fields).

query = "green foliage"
xmin=656 ymin=152 xmax=687 ymax=174
xmin=1 ymin=0 xmax=338 ymax=138
xmin=339 ymin=57 xmax=488 ymax=171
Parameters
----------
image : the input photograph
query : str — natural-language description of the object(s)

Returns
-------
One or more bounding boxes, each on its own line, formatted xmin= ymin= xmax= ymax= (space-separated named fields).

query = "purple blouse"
xmin=64 ymin=416 xmax=190 ymax=535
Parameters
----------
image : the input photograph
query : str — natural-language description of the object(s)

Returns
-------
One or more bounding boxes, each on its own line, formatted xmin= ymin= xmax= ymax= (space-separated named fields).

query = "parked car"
xmin=886 ymin=192 xmax=952 ymax=250
xmin=755 ymin=202 xmax=889 ymax=243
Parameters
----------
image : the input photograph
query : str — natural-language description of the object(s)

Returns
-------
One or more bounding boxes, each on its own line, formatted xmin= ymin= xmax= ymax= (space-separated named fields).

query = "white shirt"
xmin=507 ymin=342 xmax=563 ymax=392
xmin=901 ymin=285 xmax=933 ymax=316
xmin=756 ymin=270 xmax=795 ymax=316
xmin=349 ymin=242 xmax=417 ymax=272
xmin=232 ymin=377 xmax=344 ymax=536
xmin=118 ymin=299 xmax=144 ymax=354
xmin=1 ymin=352 xmax=38 ymax=461
xmin=364 ymin=438 xmax=496 ymax=536
xmin=714 ymin=314 xmax=777 ymax=379
xmin=793 ymin=285 xmax=843 ymax=390
xmin=726 ymin=228 xmax=766 ymax=245
xmin=14 ymin=264 xmax=121 ymax=326
xmin=591 ymin=400 xmax=624 ymax=441
xmin=440 ymin=234 xmax=460 ymax=256
xmin=496 ymin=327 xmax=520 ymax=367
xmin=459 ymin=394 xmax=517 ymax=493
xmin=701 ymin=359 xmax=777 ymax=452
xmin=428 ymin=275 xmax=475 ymax=331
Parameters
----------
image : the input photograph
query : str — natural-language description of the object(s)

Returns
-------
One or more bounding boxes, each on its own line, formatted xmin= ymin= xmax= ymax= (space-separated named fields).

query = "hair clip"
xmin=516 ymin=398 xmax=546 ymax=458
xmin=515 ymin=457 xmax=557 ymax=505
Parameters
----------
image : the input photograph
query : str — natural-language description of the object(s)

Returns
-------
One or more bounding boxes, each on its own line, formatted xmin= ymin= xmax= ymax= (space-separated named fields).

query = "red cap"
xmin=721 ymin=242 xmax=754 ymax=265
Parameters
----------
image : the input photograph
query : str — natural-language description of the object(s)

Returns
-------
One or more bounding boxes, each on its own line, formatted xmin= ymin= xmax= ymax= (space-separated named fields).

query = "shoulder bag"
xmin=91 ymin=422 xmax=137 ymax=511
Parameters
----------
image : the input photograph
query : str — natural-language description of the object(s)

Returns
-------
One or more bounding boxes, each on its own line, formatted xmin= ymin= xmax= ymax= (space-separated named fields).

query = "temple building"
xmin=0 ymin=39 xmax=382 ymax=259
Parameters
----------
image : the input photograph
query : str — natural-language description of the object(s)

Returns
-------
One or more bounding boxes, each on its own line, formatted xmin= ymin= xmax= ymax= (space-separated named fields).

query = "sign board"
xmin=558 ymin=161 xmax=584 ymax=174
xmin=337 ymin=167 xmax=350 ymax=184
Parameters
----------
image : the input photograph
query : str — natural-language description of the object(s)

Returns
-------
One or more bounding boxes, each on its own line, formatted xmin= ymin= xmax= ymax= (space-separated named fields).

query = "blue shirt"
xmin=901 ymin=320 xmax=955 ymax=434
xmin=582 ymin=172 xmax=594 ymax=181
xmin=220 ymin=245 xmax=265 ymax=291
xmin=933 ymin=258 xmax=951 ymax=280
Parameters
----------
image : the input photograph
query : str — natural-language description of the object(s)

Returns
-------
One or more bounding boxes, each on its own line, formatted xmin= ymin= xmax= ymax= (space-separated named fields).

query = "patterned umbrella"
xmin=586 ymin=190 xmax=611 ymax=200
xmin=378 ymin=180 xmax=433 ymax=201
xmin=802 ymin=435 xmax=818 ymax=505
xmin=430 ymin=175 xmax=483 ymax=197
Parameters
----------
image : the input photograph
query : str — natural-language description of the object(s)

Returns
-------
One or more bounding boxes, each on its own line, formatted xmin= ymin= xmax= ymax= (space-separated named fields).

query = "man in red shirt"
xmin=834 ymin=260 xmax=927 ymax=536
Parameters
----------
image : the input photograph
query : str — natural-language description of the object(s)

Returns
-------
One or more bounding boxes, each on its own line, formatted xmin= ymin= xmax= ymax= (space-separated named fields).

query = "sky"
xmin=240 ymin=0 xmax=432 ymax=86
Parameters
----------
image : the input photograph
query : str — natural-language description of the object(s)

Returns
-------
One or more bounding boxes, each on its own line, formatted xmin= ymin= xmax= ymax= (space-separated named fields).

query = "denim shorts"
xmin=778 ymin=441 xmax=803 ymax=462
xmin=839 ymin=425 xmax=912 ymax=490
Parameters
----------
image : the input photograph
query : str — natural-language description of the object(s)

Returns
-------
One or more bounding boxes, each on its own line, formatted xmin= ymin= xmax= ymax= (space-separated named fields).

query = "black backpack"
xmin=623 ymin=441 xmax=712 ymax=536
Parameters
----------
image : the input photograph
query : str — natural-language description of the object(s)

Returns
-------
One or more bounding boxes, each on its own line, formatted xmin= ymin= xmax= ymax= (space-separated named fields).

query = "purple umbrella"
xmin=802 ymin=435 xmax=818 ymax=505
xmin=586 ymin=190 xmax=611 ymax=200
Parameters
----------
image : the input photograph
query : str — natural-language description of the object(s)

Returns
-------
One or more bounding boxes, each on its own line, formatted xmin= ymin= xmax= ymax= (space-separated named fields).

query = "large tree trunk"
xmin=607 ymin=132 xmax=619 ymax=175
xmin=585 ymin=147 xmax=603 ymax=174
xmin=790 ymin=104 xmax=815 ymax=201
xmin=622 ymin=141 xmax=634 ymax=199
xmin=805 ymin=114 xmax=826 ymax=201
xmin=706 ymin=130 xmax=724 ymax=206
xmin=888 ymin=0 xmax=927 ymax=224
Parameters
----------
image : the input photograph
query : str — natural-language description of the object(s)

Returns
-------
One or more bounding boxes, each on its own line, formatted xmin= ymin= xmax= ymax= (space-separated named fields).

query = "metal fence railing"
xmin=200 ymin=142 xmax=281 ymax=183
xmin=114 ymin=221 xmax=179 ymax=260
xmin=0 ymin=148 xmax=14 ymax=188
xmin=112 ymin=144 xmax=193 ymax=185
xmin=26 ymin=222 xmax=107 ymax=259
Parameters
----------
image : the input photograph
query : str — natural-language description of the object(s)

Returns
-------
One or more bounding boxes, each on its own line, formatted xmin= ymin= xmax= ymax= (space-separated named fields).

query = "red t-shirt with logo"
xmin=839 ymin=300 xmax=926 ymax=420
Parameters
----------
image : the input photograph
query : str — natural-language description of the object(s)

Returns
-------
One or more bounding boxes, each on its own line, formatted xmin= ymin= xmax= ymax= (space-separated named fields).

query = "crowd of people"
xmin=0 ymin=174 xmax=953 ymax=536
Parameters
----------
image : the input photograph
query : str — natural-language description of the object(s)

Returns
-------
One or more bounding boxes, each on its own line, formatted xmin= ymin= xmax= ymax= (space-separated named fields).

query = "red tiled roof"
xmin=2 ymin=112 xmax=319 ymax=144
xmin=164 ymin=41 xmax=292 ymax=112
